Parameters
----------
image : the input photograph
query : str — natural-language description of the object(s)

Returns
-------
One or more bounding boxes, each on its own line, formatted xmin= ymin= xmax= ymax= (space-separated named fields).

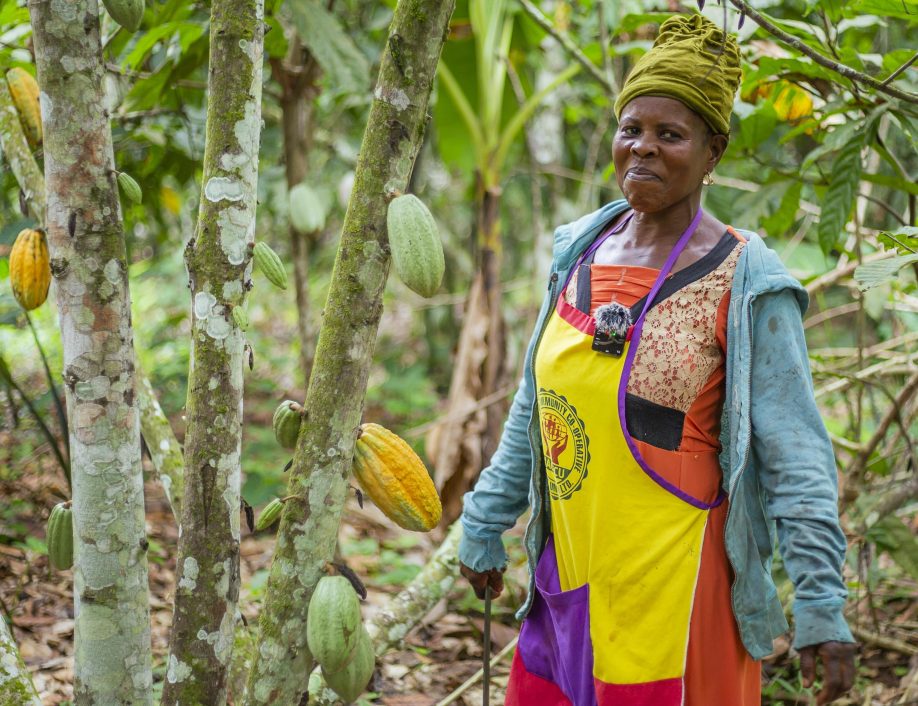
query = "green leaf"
xmin=878 ymin=227 xmax=918 ymax=254
xmin=264 ymin=16 xmax=289 ymax=59
xmin=853 ymin=253 xmax=918 ymax=290
xmin=284 ymin=0 xmax=370 ymax=94
xmin=816 ymin=136 xmax=862 ymax=255
xmin=866 ymin=515 xmax=918 ymax=580
xmin=762 ymin=181 xmax=802 ymax=239
xmin=848 ymin=0 xmax=918 ymax=21
xmin=736 ymin=102 xmax=777 ymax=151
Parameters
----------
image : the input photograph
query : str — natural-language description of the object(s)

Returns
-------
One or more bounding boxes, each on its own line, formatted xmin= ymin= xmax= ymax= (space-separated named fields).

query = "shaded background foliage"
xmin=0 ymin=0 xmax=916 ymax=701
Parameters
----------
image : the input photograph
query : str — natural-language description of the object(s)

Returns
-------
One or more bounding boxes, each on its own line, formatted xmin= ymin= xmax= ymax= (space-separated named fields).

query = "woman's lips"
xmin=625 ymin=168 xmax=660 ymax=181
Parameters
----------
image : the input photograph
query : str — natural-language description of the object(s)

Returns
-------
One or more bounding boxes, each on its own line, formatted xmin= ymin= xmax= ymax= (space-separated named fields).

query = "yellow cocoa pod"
xmin=9 ymin=228 xmax=51 ymax=311
xmin=6 ymin=68 xmax=42 ymax=150
xmin=351 ymin=423 xmax=441 ymax=532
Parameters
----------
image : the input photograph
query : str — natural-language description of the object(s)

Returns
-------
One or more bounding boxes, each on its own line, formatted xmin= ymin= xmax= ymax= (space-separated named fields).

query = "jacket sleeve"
xmin=458 ymin=370 xmax=537 ymax=572
xmin=749 ymin=289 xmax=855 ymax=649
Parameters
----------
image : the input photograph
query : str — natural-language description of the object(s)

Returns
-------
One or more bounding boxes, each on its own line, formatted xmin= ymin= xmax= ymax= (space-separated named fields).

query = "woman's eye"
xmin=621 ymin=126 xmax=639 ymax=136
xmin=661 ymin=130 xmax=681 ymax=139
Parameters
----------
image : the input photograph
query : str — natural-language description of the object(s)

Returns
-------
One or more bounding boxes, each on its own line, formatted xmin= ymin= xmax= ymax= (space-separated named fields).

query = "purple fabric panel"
xmin=518 ymin=537 xmax=597 ymax=706
xmin=617 ymin=208 xmax=727 ymax=510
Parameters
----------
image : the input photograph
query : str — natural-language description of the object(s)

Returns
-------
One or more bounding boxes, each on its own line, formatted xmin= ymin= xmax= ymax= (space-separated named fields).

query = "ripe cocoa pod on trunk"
xmin=351 ymin=423 xmax=442 ymax=531
xmin=5 ymin=68 xmax=41 ymax=149
xmin=9 ymin=228 xmax=51 ymax=311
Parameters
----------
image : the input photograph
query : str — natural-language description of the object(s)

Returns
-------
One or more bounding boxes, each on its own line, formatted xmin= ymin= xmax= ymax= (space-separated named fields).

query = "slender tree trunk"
xmin=429 ymin=180 xmax=508 ymax=525
xmin=162 ymin=2 xmax=264 ymax=703
xmin=28 ymin=1 xmax=152 ymax=701
xmin=0 ymin=618 xmax=41 ymax=706
xmin=137 ymin=375 xmax=184 ymax=519
xmin=274 ymin=37 xmax=322 ymax=386
xmin=0 ymin=52 xmax=185 ymax=524
xmin=244 ymin=1 xmax=456 ymax=701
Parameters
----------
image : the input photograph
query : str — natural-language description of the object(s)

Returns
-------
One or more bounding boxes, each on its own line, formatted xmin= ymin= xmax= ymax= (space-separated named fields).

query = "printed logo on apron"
xmin=538 ymin=389 xmax=591 ymax=500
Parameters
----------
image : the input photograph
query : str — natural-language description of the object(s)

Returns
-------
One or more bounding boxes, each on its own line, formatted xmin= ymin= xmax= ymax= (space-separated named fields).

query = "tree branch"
xmin=516 ymin=0 xmax=616 ymax=98
xmin=726 ymin=0 xmax=918 ymax=104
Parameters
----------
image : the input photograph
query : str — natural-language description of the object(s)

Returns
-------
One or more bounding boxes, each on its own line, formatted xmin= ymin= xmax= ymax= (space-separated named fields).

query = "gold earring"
xmin=703 ymin=172 xmax=715 ymax=186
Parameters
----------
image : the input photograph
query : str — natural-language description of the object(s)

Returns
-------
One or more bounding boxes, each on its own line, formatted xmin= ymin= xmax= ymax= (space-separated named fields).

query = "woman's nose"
xmin=631 ymin=135 xmax=658 ymax=157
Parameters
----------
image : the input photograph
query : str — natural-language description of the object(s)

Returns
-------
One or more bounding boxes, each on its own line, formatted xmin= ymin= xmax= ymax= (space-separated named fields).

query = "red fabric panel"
xmin=506 ymin=649 xmax=573 ymax=706
xmin=593 ymin=676 xmax=683 ymax=706
xmin=684 ymin=500 xmax=762 ymax=705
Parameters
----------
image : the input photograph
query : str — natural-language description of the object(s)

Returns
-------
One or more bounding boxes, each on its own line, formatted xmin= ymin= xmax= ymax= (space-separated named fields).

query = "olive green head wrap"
xmin=614 ymin=14 xmax=742 ymax=135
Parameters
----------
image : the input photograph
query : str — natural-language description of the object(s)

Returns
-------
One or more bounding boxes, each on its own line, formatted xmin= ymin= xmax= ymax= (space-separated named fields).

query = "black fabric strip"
xmin=575 ymin=263 xmax=592 ymax=314
xmin=628 ymin=231 xmax=739 ymax=319
xmin=625 ymin=393 xmax=685 ymax=451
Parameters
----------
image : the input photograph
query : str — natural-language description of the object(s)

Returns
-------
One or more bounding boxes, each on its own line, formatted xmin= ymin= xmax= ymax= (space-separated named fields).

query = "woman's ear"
xmin=708 ymin=133 xmax=728 ymax=171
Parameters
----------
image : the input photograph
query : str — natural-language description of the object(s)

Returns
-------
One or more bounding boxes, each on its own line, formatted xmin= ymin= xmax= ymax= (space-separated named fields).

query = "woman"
xmin=458 ymin=14 xmax=856 ymax=706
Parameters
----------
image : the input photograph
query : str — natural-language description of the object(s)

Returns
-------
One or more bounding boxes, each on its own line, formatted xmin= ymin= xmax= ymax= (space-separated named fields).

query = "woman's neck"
xmin=625 ymin=195 xmax=703 ymax=248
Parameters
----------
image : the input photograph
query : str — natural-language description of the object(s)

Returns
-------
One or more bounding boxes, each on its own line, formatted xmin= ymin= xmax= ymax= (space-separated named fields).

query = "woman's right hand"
xmin=460 ymin=562 xmax=505 ymax=600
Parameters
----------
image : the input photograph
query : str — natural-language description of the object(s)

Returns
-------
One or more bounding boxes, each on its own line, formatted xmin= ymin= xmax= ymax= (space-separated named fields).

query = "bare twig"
xmin=435 ymin=637 xmax=519 ymax=706
xmin=516 ymin=0 xmax=616 ymax=98
xmin=725 ymin=0 xmax=918 ymax=104
xmin=848 ymin=369 xmax=918 ymax=483
xmin=805 ymin=250 xmax=894 ymax=296
xmin=855 ymin=476 xmax=918 ymax=536
xmin=881 ymin=50 xmax=918 ymax=86
xmin=850 ymin=625 xmax=918 ymax=655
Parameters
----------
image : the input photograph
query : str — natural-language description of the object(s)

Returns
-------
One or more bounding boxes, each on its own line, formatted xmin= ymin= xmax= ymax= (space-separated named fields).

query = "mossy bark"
xmin=244 ymin=2 xmax=455 ymax=702
xmin=0 ymin=618 xmax=41 ymax=706
xmin=137 ymin=374 xmax=184 ymax=519
xmin=28 ymin=0 xmax=152 ymax=701
xmin=161 ymin=1 xmax=264 ymax=703
xmin=0 ymin=51 xmax=184 ymax=523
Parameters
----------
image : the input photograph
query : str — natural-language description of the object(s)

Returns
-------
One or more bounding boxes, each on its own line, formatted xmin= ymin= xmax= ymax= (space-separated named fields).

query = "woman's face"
xmin=612 ymin=96 xmax=727 ymax=214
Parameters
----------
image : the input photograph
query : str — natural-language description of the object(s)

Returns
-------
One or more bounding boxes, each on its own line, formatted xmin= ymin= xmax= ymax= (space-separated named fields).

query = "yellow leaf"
xmin=160 ymin=185 xmax=181 ymax=215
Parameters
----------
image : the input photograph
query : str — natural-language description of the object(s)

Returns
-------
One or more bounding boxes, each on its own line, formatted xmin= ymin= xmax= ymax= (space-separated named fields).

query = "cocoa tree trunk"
xmin=274 ymin=37 xmax=322 ymax=386
xmin=243 ymin=1 xmax=456 ymax=701
xmin=0 ymin=60 xmax=185 ymax=524
xmin=161 ymin=1 xmax=264 ymax=703
xmin=0 ymin=618 xmax=41 ymax=705
xmin=28 ymin=0 xmax=153 ymax=700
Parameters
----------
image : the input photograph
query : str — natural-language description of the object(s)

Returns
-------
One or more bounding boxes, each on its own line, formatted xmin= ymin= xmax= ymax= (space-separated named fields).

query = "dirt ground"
xmin=1 ymin=435 xmax=917 ymax=705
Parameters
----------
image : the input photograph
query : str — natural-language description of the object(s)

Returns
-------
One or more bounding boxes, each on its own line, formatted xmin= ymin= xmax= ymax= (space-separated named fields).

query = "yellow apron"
xmin=516 ymin=208 xmax=724 ymax=706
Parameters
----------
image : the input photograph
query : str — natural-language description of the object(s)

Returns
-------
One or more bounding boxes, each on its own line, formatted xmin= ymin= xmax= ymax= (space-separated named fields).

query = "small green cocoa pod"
xmin=102 ymin=0 xmax=144 ymax=32
xmin=253 ymin=242 xmax=288 ymax=290
xmin=232 ymin=306 xmax=249 ymax=331
xmin=386 ymin=194 xmax=444 ymax=298
xmin=47 ymin=502 xmax=74 ymax=570
xmin=307 ymin=575 xmax=364 ymax=675
xmin=255 ymin=498 xmax=284 ymax=531
xmin=289 ymin=182 xmax=326 ymax=234
xmin=116 ymin=171 xmax=143 ymax=204
xmin=322 ymin=626 xmax=375 ymax=704
xmin=272 ymin=400 xmax=303 ymax=449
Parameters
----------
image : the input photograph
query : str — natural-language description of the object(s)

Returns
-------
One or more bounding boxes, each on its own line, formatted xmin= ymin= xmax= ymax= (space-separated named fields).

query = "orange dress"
xmin=584 ymin=228 xmax=760 ymax=706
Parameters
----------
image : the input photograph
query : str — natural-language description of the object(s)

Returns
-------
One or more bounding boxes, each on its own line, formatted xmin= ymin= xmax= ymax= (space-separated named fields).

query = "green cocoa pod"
xmin=322 ymin=626 xmax=375 ymax=704
xmin=307 ymin=576 xmax=363 ymax=675
xmin=386 ymin=194 xmax=444 ymax=298
xmin=102 ymin=0 xmax=144 ymax=32
xmin=47 ymin=502 xmax=73 ymax=570
xmin=232 ymin=306 xmax=249 ymax=331
xmin=255 ymin=498 xmax=284 ymax=531
xmin=289 ymin=182 xmax=326 ymax=234
xmin=272 ymin=400 xmax=303 ymax=449
xmin=253 ymin=242 xmax=288 ymax=290
xmin=116 ymin=171 xmax=143 ymax=204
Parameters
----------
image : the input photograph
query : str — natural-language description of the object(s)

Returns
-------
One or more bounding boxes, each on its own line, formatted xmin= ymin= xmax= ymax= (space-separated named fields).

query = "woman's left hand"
xmin=799 ymin=641 xmax=857 ymax=704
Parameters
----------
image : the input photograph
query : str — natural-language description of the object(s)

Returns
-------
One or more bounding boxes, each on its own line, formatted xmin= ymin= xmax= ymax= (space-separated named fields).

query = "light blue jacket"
xmin=458 ymin=199 xmax=854 ymax=659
